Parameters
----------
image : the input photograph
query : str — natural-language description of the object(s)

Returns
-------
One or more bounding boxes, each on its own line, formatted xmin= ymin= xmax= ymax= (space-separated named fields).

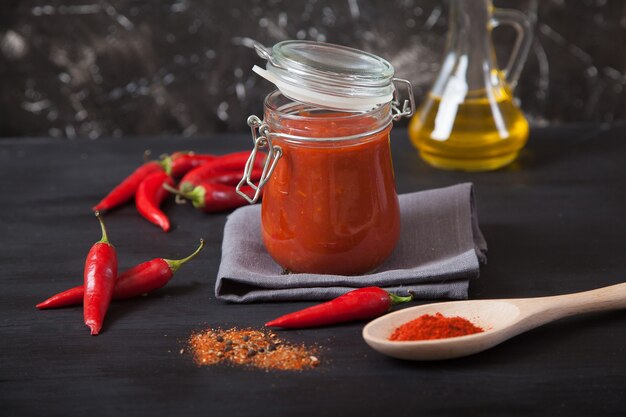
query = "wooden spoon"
xmin=362 ymin=282 xmax=626 ymax=360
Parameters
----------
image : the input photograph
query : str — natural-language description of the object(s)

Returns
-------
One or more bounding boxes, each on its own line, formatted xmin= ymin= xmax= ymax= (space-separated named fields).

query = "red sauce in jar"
xmin=261 ymin=109 xmax=400 ymax=275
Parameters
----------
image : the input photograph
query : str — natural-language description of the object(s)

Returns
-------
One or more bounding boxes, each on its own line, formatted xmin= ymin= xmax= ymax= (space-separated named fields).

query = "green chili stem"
xmin=389 ymin=292 xmax=413 ymax=306
xmin=165 ymin=239 xmax=206 ymax=273
xmin=94 ymin=211 xmax=110 ymax=244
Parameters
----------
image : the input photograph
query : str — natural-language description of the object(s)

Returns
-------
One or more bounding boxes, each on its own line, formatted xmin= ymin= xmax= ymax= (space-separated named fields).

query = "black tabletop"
xmin=1 ymin=124 xmax=625 ymax=417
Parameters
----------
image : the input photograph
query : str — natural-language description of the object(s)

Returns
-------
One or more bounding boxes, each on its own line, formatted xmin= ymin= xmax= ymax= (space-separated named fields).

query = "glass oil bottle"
xmin=409 ymin=0 xmax=533 ymax=171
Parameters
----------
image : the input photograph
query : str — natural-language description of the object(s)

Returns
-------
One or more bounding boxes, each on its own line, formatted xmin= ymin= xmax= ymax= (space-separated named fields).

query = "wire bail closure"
xmin=391 ymin=78 xmax=416 ymax=121
xmin=236 ymin=115 xmax=283 ymax=204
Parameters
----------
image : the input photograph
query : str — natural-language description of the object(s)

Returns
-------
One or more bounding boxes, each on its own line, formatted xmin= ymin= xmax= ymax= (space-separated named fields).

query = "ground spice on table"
xmin=389 ymin=313 xmax=484 ymax=341
xmin=187 ymin=327 xmax=320 ymax=371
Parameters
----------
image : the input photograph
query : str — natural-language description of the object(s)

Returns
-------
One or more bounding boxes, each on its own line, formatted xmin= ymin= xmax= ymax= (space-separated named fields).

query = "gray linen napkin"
xmin=216 ymin=183 xmax=487 ymax=303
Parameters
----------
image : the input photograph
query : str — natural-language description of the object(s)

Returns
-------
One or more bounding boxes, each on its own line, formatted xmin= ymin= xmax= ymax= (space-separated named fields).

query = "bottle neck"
xmin=436 ymin=0 xmax=502 ymax=95
xmin=450 ymin=0 xmax=493 ymax=48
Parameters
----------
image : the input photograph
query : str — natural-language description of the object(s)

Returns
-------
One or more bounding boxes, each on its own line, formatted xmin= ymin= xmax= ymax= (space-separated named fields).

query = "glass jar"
xmin=238 ymin=41 xmax=414 ymax=275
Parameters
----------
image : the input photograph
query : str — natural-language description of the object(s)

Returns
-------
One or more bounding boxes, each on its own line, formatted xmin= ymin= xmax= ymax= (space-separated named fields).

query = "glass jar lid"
xmin=252 ymin=40 xmax=396 ymax=111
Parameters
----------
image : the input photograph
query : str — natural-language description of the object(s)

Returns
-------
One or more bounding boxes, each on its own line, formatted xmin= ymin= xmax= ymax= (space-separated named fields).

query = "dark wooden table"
xmin=2 ymin=124 xmax=625 ymax=417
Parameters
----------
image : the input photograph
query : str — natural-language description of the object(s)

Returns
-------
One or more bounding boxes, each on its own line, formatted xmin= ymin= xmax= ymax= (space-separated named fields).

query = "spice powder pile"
xmin=187 ymin=327 xmax=320 ymax=371
xmin=389 ymin=313 xmax=484 ymax=341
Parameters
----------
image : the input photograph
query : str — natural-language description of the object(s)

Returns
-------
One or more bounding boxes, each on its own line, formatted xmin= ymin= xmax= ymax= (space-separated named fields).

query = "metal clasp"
xmin=253 ymin=42 xmax=285 ymax=69
xmin=391 ymin=78 xmax=416 ymax=121
xmin=236 ymin=115 xmax=283 ymax=204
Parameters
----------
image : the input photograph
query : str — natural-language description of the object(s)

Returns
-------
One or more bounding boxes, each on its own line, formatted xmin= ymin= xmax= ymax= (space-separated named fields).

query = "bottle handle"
xmin=491 ymin=8 xmax=533 ymax=90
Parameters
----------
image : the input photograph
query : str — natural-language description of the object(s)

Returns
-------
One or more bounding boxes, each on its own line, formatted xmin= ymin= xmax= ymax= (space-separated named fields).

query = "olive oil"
xmin=409 ymin=88 xmax=529 ymax=172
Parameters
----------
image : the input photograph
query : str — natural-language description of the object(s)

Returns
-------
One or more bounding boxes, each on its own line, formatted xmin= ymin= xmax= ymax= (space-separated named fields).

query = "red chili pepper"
xmin=179 ymin=151 xmax=266 ymax=192
xmin=206 ymin=168 xmax=264 ymax=186
xmin=161 ymin=152 xmax=216 ymax=178
xmin=84 ymin=213 xmax=118 ymax=335
xmin=164 ymin=182 xmax=258 ymax=212
xmin=93 ymin=161 xmax=164 ymax=212
xmin=265 ymin=287 xmax=413 ymax=329
xmin=36 ymin=239 xmax=205 ymax=309
xmin=136 ymin=171 xmax=174 ymax=232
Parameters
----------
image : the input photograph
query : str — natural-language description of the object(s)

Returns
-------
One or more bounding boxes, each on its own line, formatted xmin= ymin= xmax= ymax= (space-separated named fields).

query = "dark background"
xmin=1 ymin=0 xmax=625 ymax=139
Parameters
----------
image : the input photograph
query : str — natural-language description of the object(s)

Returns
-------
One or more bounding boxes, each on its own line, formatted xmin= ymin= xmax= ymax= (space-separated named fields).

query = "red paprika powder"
xmin=389 ymin=313 xmax=484 ymax=341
